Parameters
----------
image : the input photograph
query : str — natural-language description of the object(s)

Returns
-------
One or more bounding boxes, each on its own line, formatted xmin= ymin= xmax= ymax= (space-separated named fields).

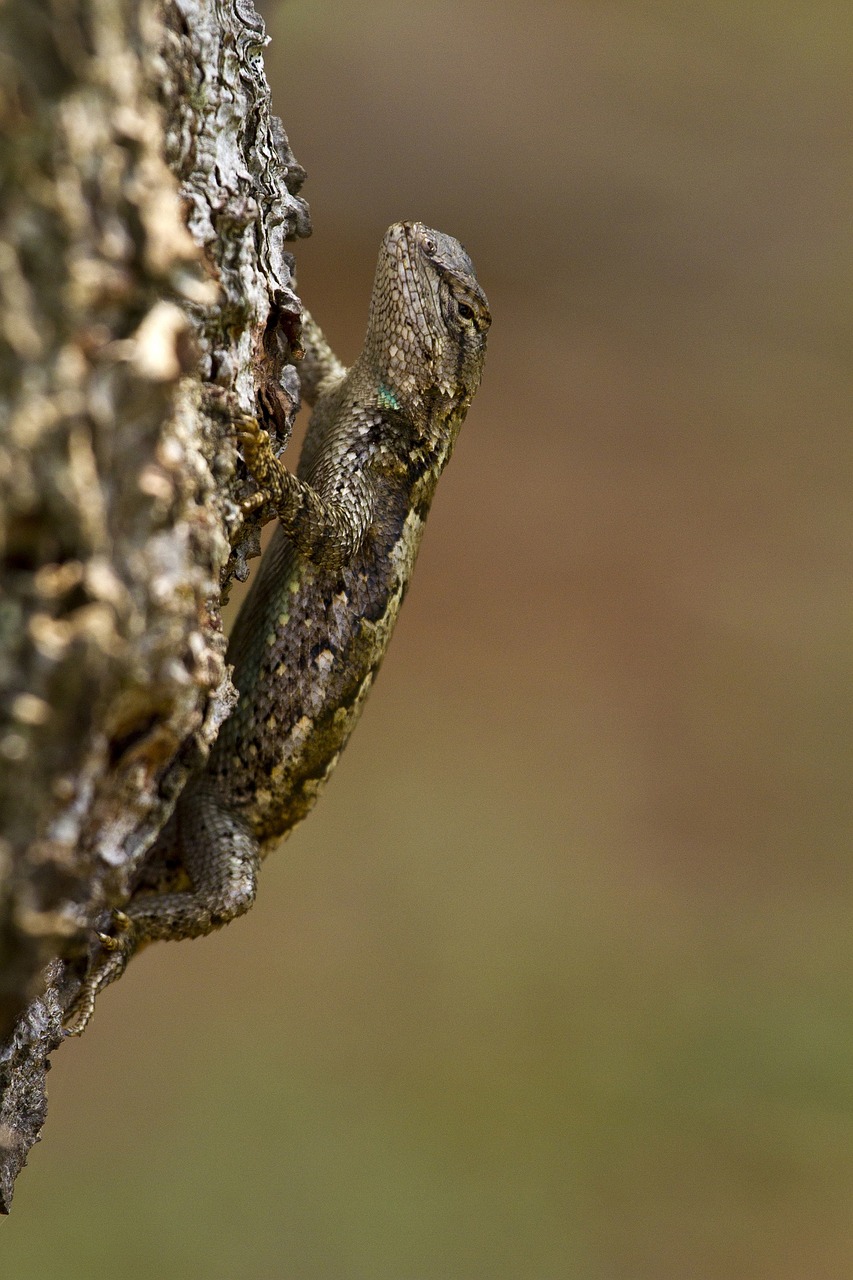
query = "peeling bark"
xmin=0 ymin=0 xmax=310 ymax=1210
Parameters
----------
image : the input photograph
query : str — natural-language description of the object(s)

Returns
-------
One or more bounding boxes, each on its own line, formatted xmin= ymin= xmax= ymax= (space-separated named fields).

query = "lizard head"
xmin=364 ymin=221 xmax=490 ymax=437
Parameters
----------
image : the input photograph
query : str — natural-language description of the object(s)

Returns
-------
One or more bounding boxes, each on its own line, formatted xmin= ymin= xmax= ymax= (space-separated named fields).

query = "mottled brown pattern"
xmin=66 ymin=221 xmax=489 ymax=1031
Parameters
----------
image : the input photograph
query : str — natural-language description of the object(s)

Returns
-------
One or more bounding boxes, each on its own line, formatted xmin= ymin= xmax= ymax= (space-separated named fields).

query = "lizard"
xmin=65 ymin=220 xmax=490 ymax=1033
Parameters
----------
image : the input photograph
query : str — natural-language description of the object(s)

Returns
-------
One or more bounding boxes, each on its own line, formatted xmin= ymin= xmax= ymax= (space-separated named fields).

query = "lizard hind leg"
xmin=64 ymin=783 xmax=260 ymax=1035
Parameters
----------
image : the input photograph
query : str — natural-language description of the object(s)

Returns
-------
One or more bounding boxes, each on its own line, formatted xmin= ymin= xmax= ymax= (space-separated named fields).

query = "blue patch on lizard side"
xmin=377 ymin=384 xmax=400 ymax=412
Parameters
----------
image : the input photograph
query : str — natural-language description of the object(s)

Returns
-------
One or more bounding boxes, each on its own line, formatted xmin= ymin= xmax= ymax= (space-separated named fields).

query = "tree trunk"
xmin=0 ymin=0 xmax=310 ymax=1211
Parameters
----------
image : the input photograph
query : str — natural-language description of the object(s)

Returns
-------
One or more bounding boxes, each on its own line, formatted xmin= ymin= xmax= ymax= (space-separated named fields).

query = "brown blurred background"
xmin=5 ymin=2 xmax=851 ymax=1276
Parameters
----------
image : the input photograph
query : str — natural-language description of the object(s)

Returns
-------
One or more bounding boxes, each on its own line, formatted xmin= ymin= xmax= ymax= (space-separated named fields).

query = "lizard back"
xmin=211 ymin=221 xmax=490 ymax=851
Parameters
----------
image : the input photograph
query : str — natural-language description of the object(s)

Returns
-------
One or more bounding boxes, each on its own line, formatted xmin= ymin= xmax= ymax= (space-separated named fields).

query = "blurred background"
xmin=5 ymin=2 xmax=851 ymax=1276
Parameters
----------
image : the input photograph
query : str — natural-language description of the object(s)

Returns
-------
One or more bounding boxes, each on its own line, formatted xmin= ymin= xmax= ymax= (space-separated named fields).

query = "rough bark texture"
xmin=0 ymin=0 xmax=310 ymax=1211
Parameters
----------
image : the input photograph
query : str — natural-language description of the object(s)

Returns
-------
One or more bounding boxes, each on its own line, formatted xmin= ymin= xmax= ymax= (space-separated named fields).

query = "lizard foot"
xmin=235 ymin=416 xmax=279 ymax=521
xmin=239 ymin=490 xmax=268 ymax=518
xmin=235 ymin=416 xmax=275 ymax=486
xmin=63 ymin=909 xmax=136 ymax=1037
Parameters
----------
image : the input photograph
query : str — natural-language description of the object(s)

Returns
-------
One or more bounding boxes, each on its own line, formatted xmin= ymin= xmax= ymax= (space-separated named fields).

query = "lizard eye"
xmin=457 ymin=302 xmax=475 ymax=322
xmin=422 ymin=235 xmax=437 ymax=255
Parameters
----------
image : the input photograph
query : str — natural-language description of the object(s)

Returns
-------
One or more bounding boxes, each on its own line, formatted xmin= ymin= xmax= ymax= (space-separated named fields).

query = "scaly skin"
xmin=66 ymin=221 xmax=489 ymax=1032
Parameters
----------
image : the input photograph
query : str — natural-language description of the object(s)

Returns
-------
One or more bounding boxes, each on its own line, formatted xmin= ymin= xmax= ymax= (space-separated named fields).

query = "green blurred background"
xmin=5 ymin=2 xmax=852 ymax=1276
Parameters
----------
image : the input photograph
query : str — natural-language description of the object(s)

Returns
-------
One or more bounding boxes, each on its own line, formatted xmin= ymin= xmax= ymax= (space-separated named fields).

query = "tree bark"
xmin=0 ymin=0 xmax=310 ymax=1210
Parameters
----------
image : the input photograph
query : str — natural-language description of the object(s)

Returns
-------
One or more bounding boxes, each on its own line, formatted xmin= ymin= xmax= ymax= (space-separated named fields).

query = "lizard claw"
xmin=234 ymin=415 xmax=261 ymax=440
xmin=240 ymin=491 xmax=268 ymax=518
xmin=235 ymin=416 xmax=266 ymax=458
xmin=96 ymin=906 xmax=131 ymax=947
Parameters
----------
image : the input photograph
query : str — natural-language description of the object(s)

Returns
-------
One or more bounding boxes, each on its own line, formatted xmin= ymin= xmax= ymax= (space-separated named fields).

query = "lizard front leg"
xmin=237 ymin=415 xmax=374 ymax=569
